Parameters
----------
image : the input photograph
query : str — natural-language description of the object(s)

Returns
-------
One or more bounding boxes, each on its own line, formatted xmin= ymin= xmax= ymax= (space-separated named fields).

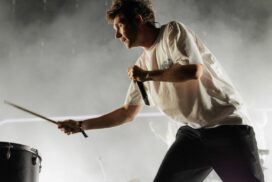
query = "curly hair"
xmin=106 ymin=0 xmax=155 ymax=26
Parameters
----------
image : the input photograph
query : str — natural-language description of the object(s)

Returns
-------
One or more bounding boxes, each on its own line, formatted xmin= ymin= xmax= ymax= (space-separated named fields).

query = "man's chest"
xmin=144 ymin=46 xmax=174 ymax=70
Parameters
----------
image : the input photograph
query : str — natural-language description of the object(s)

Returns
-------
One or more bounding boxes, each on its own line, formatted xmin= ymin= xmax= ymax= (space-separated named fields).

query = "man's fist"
xmin=128 ymin=65 xmax=149 ymax=82
xmin=57 ymin=120 xmax=82 ymax=135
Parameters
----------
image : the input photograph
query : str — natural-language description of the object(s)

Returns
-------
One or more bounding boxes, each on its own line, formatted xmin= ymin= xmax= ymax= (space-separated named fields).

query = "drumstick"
xmin=4 ymin=100 xmax=88 ymax=138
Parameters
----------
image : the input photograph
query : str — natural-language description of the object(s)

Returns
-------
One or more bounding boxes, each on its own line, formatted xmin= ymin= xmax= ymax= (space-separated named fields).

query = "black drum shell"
xmin=0 ymin=142 xmax=41 ymax=182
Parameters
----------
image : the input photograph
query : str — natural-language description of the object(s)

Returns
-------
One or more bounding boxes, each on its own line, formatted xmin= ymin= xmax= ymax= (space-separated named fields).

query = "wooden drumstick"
xmin=4 ymin=100 xmax=88 ymax=138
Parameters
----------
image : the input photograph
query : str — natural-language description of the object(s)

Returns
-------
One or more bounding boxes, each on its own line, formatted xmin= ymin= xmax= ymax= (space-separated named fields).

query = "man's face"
xmin=113 ymin=15 xmax=138 ymax=49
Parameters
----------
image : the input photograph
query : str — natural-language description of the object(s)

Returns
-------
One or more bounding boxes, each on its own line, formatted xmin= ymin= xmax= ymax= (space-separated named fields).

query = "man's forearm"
xmin=82 ymin=106 xmax=140 ymax=130
xmin=146 ymin=64 xmax=203 ymax=82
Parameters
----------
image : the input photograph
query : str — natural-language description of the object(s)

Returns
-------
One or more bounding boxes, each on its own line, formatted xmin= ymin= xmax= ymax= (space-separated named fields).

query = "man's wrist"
xmin=78 ymin=120 xmax=86 ymax=130
xmin=145 ymin=71 xmax=152 ymax=81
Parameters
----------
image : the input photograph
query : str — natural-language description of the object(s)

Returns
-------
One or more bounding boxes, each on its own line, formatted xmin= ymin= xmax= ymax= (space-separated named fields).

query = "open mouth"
xmin=121 ymin=38 xmax=127 ymax=43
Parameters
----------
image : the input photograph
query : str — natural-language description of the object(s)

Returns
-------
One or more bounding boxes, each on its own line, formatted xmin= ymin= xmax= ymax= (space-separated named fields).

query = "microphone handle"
xmin=136 ymin=81 xmax=150 ymax=105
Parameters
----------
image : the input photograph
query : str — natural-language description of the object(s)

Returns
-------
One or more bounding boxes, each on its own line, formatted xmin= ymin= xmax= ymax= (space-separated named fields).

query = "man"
xmin=58 ymin=0 xmax=265 ymax=181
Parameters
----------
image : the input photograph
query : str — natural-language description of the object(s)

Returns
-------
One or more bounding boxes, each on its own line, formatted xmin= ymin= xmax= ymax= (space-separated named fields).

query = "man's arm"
xmin=82 ymin=104 xmax=142 ymax=130
xmin=58 ymin=104 xmax=143 ymax=135
xmin=129 ymin=63 xmax=203 ymax=82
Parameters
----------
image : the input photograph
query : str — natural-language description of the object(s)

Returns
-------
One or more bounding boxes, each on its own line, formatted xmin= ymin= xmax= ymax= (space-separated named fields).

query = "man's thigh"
xmin=154 ymin=126 xmax=212 ymax=182
xmin=203 ymin=125 xmax=264 ymax=182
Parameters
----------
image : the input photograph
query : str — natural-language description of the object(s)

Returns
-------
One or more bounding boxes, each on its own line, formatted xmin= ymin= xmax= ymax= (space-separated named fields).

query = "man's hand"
xmin=57 ymin=120 xmax=82 ymax=135
xmin=128 ymin=65 xmax=149 ymax=82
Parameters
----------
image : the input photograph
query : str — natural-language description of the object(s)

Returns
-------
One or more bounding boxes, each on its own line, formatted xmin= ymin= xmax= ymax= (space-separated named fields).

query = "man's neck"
xmin=140 ymin=26 xmax=161 ymax=50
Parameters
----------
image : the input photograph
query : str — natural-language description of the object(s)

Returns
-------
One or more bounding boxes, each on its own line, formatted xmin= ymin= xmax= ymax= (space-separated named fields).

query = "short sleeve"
xmin=124 ymin=81 xmax=144 ymax=106
xmin=167 ymin=21 xmax=203 ymax=65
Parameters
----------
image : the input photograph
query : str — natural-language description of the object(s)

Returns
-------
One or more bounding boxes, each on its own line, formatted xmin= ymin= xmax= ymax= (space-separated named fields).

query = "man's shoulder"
xmin=165 ymin=21 xmax=184 ymax=28
xmin=162 ymin=21 xmax=187 ymax=33
xmin=161 ymin=21 xmax=188 ymax=39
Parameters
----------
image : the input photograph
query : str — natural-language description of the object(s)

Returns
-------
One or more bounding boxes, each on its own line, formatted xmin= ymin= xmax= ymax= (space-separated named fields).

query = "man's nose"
xmin=115 ymin=31 xmax=122 ymax=39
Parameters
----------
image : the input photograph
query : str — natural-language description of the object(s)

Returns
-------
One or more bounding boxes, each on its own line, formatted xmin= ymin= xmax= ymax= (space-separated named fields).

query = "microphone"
xmin=136 ymin=81 xmax=150 ymax=105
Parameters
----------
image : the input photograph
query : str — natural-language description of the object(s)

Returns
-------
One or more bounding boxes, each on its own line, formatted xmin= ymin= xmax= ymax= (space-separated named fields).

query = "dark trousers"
xmin=153 ymin=125 xmax=265 ymax=182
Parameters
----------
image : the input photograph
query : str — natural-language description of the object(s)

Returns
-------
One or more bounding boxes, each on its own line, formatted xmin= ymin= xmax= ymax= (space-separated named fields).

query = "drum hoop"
xmin=0 ymin=141 xmax=42 ymax=161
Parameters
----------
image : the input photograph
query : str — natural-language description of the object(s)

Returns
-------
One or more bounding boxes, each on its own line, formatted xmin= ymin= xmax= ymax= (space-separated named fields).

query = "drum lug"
xmin=32 ymin=156 xmax=37 ymax=165
xmin=6 ymin=143 xmax=13 ymax=160
xmin=31 ymin=148 xmax=42 ymax=173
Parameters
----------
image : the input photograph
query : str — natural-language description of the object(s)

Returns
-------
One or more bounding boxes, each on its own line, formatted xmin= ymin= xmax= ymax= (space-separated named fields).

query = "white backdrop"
xmin=0 ymin=0 xmax=272 ymax=181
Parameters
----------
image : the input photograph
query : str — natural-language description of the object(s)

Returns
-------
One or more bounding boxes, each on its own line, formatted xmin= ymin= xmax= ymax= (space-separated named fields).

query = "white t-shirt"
xmin=124 ymin=21 xmax=249 ymax=128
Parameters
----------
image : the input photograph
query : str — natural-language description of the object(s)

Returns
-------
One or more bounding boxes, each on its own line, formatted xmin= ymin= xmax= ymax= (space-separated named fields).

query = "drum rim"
xmin=0 ymin=141 xmax=42 ymax=160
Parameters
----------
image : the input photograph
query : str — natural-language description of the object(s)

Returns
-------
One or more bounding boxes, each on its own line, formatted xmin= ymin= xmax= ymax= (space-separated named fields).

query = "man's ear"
xmin=134 ymin=15 xmax=144 ymax=25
